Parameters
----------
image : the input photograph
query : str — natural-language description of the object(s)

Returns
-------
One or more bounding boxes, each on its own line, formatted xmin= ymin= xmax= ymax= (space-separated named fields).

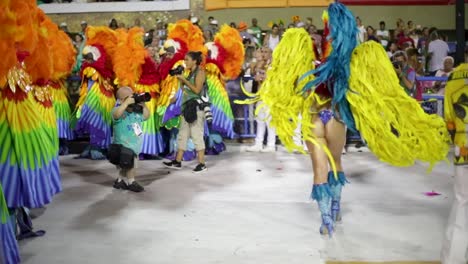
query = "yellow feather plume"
xmin=168 ymin=19 xmax=207 ymax=55
xmin=0 ymin=0 xmax=17 ymax=87
xmin=25 ymin=9 xmax=53 ymax=82
xmin=39 ymin=15 xmax=76 ymax=80
xmin=214 ymin=25 xmax=245 ymax=79
xmin=53 ymin=30 xmax=77 ymax=79
xmin=86 ymin=26 xmax=118 ymax=59
xmin=236 ymin=28 xmax=339 ymax=174
xmin=348 ymin=41 xmax=450 ymax=169
xmin=113 ymin=27 xmax=146 ymax=87
xmin=11 ymin=0 xmax=39 ymax=54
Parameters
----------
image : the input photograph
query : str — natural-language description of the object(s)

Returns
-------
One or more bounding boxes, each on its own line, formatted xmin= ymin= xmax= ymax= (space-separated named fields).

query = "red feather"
xmin=157 ymin=39 xmax=188 ymax=80
xmin=80 ymin=44 xmax=113 ymax=79
xmin=206 ymin=43 xmax=227 ymax=74
xmin=139 ymin=56 xmax=160 ymax=85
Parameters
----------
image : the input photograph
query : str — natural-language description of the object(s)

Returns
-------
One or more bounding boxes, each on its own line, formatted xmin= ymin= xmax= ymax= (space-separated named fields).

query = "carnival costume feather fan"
xmin=347 ymin=41 xmax=450 ymax=168
xmin=205 ymin=25 xmax=244 ymax=138
xmin=0 ymin=1 xmax=62 ymax=210
xmin=45 ymin=15 xmax=77 ymax=142
xmin=0 ymin=183 xmax=19 ymax=264
xmin=113 ymin=27 xmax=165 ymax=156
xmin=135 ymin=56 xmax=165 ymax=155
xmin=236 ymin=28 xmax=337 ymax=172
xmin=0 ymin=2 xmax=72 ymax=262
xmin=157 ymin=19 xmax=206 ymax=128
xmin=113 ymin=27 xmax=146 ymax=87
xmin=0 ymin=0 xmax=18 ymax=88
xmin=156 ymin=19 xmax=206 ymax=161
xmin=72 ymin=26 xmax=117 ymax=159
xmin=167 ymin=19 xmax=207 ymax=56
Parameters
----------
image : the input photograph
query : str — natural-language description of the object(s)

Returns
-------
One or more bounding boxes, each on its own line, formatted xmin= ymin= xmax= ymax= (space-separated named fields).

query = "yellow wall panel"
xmin=288 ymin=0 xmax=332 ymax=6
xmin=227 ymin=0 xmax=288 ymax=8
xmin=206 ymin=0 xmax=336 ymax=9
xmin=205 ymin=0 xmax=228 ymax=10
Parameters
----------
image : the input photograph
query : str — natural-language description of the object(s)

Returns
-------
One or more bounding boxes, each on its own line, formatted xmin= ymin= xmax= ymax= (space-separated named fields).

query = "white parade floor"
xmin=19 ymin=144 xmax=454 ymax=264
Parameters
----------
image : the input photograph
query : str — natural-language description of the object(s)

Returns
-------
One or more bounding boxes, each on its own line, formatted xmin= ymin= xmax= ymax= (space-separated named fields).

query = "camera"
xmin=198 ymin=97 xmax=213 ymax=124
xmin=169 ymin=65 xmax=185 ymax=76
xmin=133 ymin=92 xmax=151 ymax=104
xmin=392 ymin=61 xmax=403 ymax=69
xmin=128 ymin=92 xmax=150 ymax=113
xmin=200 ymin=103 xmax=213 ymax=124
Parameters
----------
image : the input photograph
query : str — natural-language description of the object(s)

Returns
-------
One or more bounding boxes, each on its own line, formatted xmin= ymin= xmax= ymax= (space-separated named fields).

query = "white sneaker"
xmin=260 ymin=146 xmax=276 ymax=153
xmin=246 ymin=144 xmax=262 ymax=152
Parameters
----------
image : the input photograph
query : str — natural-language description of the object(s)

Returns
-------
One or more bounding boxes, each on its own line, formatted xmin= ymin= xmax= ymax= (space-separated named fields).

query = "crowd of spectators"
xmin=61 ymin=13 xmax=466 ymax=124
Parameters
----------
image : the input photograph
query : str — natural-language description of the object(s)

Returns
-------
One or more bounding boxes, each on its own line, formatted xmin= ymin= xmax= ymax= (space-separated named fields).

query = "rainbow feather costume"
xmin=204 ymin=25 xmax=244 ymax=154
xmin=157 ymin=20 xmax=207 ymax=160
xmin=73 ymin=27 xmax=117 ymax=158
xmin=113 ymin=28 xmax=165 ymax=156
xmin=0 ymin=1 xmax=62 ymax=209
xmin=50 ymin=80 xmax=75 ymax=141
xmin=0 ymin=183 xmax=19 ymax=264
xmin=135 ymin=57 xmax=165 ymax=156
xmin=0 ymin=1 xmax=50 ymax=263
xmin=48 ymin=24 xmax=76 ymax=142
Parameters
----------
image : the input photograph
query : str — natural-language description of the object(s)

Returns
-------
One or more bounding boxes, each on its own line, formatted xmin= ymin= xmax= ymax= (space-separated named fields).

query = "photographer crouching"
xmin=110 ymin=87 xmax=150 ymax=192
xmin=163 ymin=51 xmax=208 ymax=173
xmin=393 ymin=51 xmax=416 ymax=97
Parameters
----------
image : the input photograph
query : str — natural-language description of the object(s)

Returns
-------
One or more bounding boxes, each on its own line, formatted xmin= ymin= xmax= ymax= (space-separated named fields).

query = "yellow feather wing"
xmin=348 ymin=41 xmax=450 ymax=169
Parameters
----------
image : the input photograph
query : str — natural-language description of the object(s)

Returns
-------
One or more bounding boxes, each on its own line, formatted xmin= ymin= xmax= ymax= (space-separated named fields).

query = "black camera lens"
xmin=133 ymin=92 xmax=151 ymax=104
xmin=392 ymin=61 xmax=401 ymax=69
xmin=169 ymin=65 xmax=185 ymax=76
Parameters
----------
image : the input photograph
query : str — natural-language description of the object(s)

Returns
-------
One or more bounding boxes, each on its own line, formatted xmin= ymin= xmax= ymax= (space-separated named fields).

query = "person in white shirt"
xmin=356 ymin=16 xmax=366 ymax=44
xmin=263 ymin=24 xmax=281 ymax=51
xmin=432 ymin=56 xmax=454 ymax=116
xmin=434 ymin=56 xmax=454 ymax=94
xmin=376 ymin=21 xmax=390 ymax=48
xmin=428 ymin=31 xmax=450 ymax=75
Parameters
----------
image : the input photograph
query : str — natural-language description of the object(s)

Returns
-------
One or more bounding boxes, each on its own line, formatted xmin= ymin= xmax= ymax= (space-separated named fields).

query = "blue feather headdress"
xmin=300 ymin=2 xmax=358 ymax=130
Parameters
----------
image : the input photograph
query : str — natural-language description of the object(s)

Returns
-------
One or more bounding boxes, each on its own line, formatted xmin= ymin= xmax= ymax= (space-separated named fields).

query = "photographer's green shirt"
xmin=112 ymin=108 xmax=144 ymax=155
xmin=182 ymin=68 xmax=201 ymax=110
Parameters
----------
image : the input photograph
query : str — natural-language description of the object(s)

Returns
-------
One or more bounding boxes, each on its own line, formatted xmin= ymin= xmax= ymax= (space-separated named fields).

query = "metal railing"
xmin=416 ymin=76 xmax=448 ymax=117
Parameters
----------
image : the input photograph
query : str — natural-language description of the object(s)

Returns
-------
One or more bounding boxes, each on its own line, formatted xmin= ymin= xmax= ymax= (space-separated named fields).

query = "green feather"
xmin=0 ymin=183 xmax=9 ymax=224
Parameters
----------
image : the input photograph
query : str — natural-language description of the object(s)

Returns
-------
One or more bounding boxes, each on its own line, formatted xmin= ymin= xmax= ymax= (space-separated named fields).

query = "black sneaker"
xmin=163 ymin=160 xmax=182 ymax=170
xmin=113 ymin=179 xmax=128 ymax=190
xmin=127 ymin=181 xmax=144 ymax=193
xmin=193 ymin=163 xmax=207 ymax=173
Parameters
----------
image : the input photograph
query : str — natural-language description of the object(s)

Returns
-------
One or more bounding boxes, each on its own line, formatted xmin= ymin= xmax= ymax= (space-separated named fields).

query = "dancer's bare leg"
xmin=305 ymin=114 xmax=329 ymax=184
xmin=325 ymin=118 xmax=346 ymax=171
xmin=305 ymin=113 xmax=334 ymax=236
xmin=325 ymin=117 xmax=348 ymax=223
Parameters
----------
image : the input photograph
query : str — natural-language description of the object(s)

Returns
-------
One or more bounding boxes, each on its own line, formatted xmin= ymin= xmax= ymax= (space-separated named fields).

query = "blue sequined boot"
xmin=311 ymin=183 xmax=333 ymax=237
xmin=328 ymin=171 xmax=349 ymax=223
